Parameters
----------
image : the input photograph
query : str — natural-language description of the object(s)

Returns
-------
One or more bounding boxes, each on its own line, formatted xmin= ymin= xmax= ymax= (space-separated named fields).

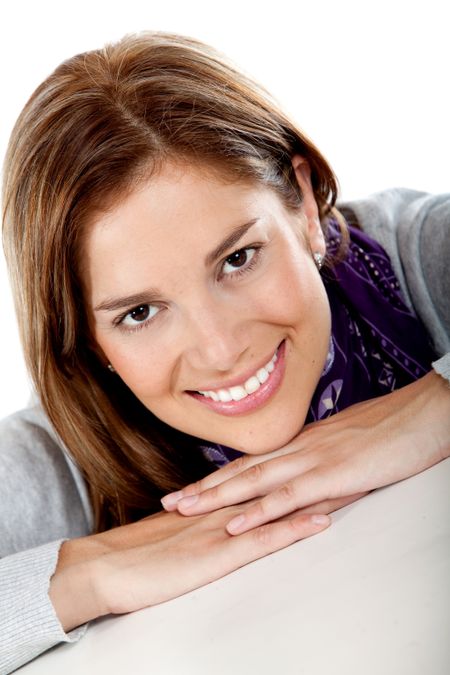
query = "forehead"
xmin=92 ymin=162 xmax=270 ymax=230
xmin=82 ymin=161 xmax=295 ymax=303
xmin=86 ymin=162 xmax=282 ymax=249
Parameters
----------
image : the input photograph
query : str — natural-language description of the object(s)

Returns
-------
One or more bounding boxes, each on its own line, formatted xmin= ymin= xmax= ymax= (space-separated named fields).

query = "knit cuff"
xmin=432 ymin=353 xmax=450 ymax=385
xmin=0 ymin=539 xmax=87 ymax=674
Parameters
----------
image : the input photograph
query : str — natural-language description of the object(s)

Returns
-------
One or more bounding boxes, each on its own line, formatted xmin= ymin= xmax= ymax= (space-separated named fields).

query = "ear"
xmin=291 ymin=155 xmax=326 ymax=256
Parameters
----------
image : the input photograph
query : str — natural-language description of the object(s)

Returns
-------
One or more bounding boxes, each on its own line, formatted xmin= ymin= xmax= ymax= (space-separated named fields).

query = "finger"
xmin=173 ymin=452 xmax=310 ymax=515
xmin=292 ymin=492 xmax=367 ymax=516
xmin=224 ymin=493 xmax=365 ymax=540
xmin=225 ymin=471 xmax=330 ymax=534
xmin=223 ymin=512 xmax=331 ymax=570
xmin=154 ymin=511 xmax=332 ymax=606
xmin=161 ymin=439 xmax=314 ymax=512
xmin=161 ymin=453 xmax=273 ymax=511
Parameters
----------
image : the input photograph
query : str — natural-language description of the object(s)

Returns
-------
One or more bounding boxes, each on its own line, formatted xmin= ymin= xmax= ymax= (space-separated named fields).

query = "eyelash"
xmin=218 ymin=244 xmax=263 ymax=280
xmin=115 ymin=244 xmax=264 ymax=334
xmin=113 ymin=304 xmax=164 ymax=334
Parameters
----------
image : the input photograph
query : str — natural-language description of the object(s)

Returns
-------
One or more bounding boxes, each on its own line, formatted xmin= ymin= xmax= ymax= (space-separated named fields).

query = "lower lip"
xmin=188 ymin=340 xmax=286 ymax=416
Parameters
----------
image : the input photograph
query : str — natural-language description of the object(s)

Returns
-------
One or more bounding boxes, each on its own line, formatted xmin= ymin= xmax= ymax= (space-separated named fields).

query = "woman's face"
xmin=84 ymin=159 xmax=331 ymax=454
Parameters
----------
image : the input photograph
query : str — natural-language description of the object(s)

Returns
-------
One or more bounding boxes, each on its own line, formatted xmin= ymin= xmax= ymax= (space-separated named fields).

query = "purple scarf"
xmin=202 ymin=221 xmax=435 ymax=466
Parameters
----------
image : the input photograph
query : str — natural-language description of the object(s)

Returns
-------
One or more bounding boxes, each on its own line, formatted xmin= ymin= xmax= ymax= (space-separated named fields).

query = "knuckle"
xmin=229 ymin=455 xmax=249 ymax=476
xmin=254 ymin=499 xmax=269 ymax=520
xmin=245 ymin=499 xmax=269 ymax=524
xmin=245 ymin=462 xmax=265 ymax=483
xmin=204 ymin=483 xmax=220 ymax=502
xmin=277 ymin=481 xmax=297 ymax=503
xmin=185 ymin=479 xmax=203 ymax=496
xmin=253 ymin=524 xmax=272 ymax=547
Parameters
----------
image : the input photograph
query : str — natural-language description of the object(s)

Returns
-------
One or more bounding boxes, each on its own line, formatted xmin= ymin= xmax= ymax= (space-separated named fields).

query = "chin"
xmin=227 ymin=421 xmax=303 ymax=456
xmin=210 ymin=401 xmax=308 ymax=455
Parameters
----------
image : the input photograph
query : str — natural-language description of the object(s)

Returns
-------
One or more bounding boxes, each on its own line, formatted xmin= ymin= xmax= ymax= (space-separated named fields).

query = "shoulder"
xmin=0 ymin=405 xmax=73 ymax=477
xmin=338 ymin=189 xmax=450 ymax=356
xmin=0 ymin=406 xmax=93 ymax=556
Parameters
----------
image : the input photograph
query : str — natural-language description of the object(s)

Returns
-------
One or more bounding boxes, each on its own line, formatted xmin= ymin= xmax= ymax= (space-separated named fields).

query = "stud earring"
xmin=313 ymin=252 xmax=324 ymax=270
xmin=107 ymin=364 xmax=116 ymax=373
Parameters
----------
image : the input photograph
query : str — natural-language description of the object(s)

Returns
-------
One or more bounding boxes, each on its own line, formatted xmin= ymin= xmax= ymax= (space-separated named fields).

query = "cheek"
xmin=251 ymin=256 xmax=329 ymax=330
xmin=95 ymin=330 xmax=175 ymax=400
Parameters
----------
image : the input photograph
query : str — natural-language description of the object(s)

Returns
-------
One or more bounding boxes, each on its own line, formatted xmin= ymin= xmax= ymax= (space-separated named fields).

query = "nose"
xmin=183 ymin=298 xmax=248 ymax=372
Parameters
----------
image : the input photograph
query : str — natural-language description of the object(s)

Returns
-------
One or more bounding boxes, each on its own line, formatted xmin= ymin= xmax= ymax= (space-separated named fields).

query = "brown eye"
xmin=120 ymin=303 xmax=160 ymax=329
xmin=130 ymin=305 xmax=150 ymax=322
xmin=222 ymin=247 xmax=256 ymax=275
xmin=226 ymin=249 xmax=249 ymax=268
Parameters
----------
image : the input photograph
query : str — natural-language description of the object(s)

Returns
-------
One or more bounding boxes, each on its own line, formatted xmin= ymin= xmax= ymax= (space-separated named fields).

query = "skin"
xmin=49 ymin=156 xmax=336 ymax=632
xmin=49 ymin=156 xmax=450 ymax=633
xmin=49 ymin=507 xmax=330 ymax=631
xmin=162 ymin=369 xmax=450 ymax=533
xmin=85 ymin=157 xmax=330 ymax=454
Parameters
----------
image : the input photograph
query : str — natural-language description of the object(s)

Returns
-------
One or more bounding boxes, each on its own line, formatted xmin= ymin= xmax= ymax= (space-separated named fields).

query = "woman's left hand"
xmin=161 ymin=370 xmax=450 ymax=534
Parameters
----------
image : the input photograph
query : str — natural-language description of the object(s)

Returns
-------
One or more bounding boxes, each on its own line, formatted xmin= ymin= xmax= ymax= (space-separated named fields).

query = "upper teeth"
xmin=198 ymin=349 xmax=278 ymax=402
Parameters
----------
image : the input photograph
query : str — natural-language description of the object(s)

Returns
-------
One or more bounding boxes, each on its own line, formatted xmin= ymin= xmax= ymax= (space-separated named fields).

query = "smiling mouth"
xmin=197 ymin=348 xmax=278 ymax=402
xmin=187 ymin=341 xmax=286 ymax=416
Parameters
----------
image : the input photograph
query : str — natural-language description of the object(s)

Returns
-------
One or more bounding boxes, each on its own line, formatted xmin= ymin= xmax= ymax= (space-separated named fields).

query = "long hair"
xmin=2 ymin=32 xmax=341 ymax=531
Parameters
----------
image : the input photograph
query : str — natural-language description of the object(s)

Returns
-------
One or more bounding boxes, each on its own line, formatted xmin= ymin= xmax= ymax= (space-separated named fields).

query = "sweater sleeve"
xmin=0 ymin=407 xmax=93 ymax=673
xmin=0 ymin=541 xmax=87 ymax=675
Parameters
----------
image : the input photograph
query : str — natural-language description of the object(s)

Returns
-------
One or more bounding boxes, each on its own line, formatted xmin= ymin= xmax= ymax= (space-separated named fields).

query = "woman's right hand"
xmin=49 ymin=505 xmax=330 ymax=632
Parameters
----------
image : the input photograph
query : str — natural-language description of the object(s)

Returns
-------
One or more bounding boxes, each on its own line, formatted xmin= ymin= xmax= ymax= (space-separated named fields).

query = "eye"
xmin=222 ymin=247 xmax=257 ymax=276
xmin=120 ymin=304 xmax=160 ymax=329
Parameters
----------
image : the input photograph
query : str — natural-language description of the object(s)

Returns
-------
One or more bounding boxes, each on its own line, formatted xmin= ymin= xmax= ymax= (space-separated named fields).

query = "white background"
xmin=0 ymin=0 xmax=448 ymax=419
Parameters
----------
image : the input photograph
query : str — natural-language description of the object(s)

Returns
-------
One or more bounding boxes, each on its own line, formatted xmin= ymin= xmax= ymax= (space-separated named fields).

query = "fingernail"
xmin=311 ymin=514 xmax=330 ymax=526
xmin=178 ymin=494 xmax=199 ymax=509
xmin=161 ymin=490 xmax=184 ymax=509
xmin=227 ymin=514 xmax=246 ymax=534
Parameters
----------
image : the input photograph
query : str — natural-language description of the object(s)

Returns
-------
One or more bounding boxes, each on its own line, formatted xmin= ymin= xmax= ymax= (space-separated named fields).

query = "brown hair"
xmin=2 ymin=32 xmax=341 ymax=531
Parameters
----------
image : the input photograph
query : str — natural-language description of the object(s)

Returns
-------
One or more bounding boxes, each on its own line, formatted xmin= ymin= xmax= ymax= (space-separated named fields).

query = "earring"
xmin=313 ymin=252 xmax=324 ymax=270
xmin=107 ymin=364 xmax=116 ymax=373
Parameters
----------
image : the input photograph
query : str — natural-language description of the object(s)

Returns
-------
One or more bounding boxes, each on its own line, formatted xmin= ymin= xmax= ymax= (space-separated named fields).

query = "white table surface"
xmin=19 ymin=459 xmax=450 ymax=675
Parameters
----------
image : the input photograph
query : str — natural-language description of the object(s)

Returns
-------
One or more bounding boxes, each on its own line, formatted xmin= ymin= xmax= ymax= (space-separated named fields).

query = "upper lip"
xmin=186 ymin=341 xmax=282 ymax=393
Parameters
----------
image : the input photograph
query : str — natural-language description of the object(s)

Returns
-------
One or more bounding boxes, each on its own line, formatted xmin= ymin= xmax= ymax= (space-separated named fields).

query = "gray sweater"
xmin=1 ymin=189 xmax=449 ymax=674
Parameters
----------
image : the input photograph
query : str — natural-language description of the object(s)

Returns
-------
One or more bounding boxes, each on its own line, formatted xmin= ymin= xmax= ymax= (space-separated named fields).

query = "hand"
xmin=162 ymin=370 xmax=450 ymax=534
xmin=49 ymin=504 xmax=330 ymax=632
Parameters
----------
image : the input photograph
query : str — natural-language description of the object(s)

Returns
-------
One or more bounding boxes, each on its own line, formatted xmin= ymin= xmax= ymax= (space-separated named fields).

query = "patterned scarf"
xmin=201 ymin=221 xmax=436 ymax=467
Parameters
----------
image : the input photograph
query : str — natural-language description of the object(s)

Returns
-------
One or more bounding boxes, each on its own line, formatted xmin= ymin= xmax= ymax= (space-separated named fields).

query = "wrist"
xmin=412 ymin=369 xmax=450 ymax=463
xmin=427 ymin=369 xmax=450 ymax=459
xmin=432 ymin=353 xmax=450 ymax=383
xmin=49 ymin=537 xmax=111 ymax=632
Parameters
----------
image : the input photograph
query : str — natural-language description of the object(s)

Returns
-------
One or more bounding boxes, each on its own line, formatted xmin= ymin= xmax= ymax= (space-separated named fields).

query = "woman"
xmin=1 ymin=32 xmax=449 ymax=673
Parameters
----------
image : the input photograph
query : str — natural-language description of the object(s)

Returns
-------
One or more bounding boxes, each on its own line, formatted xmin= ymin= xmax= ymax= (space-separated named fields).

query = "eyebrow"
xmin=205 ymin=218 xmax=259 ymax=266
xmin=94 ymin=218 xmax=259 ymax=313
xmin=94 ymin=289 xmax=162 ymax=313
